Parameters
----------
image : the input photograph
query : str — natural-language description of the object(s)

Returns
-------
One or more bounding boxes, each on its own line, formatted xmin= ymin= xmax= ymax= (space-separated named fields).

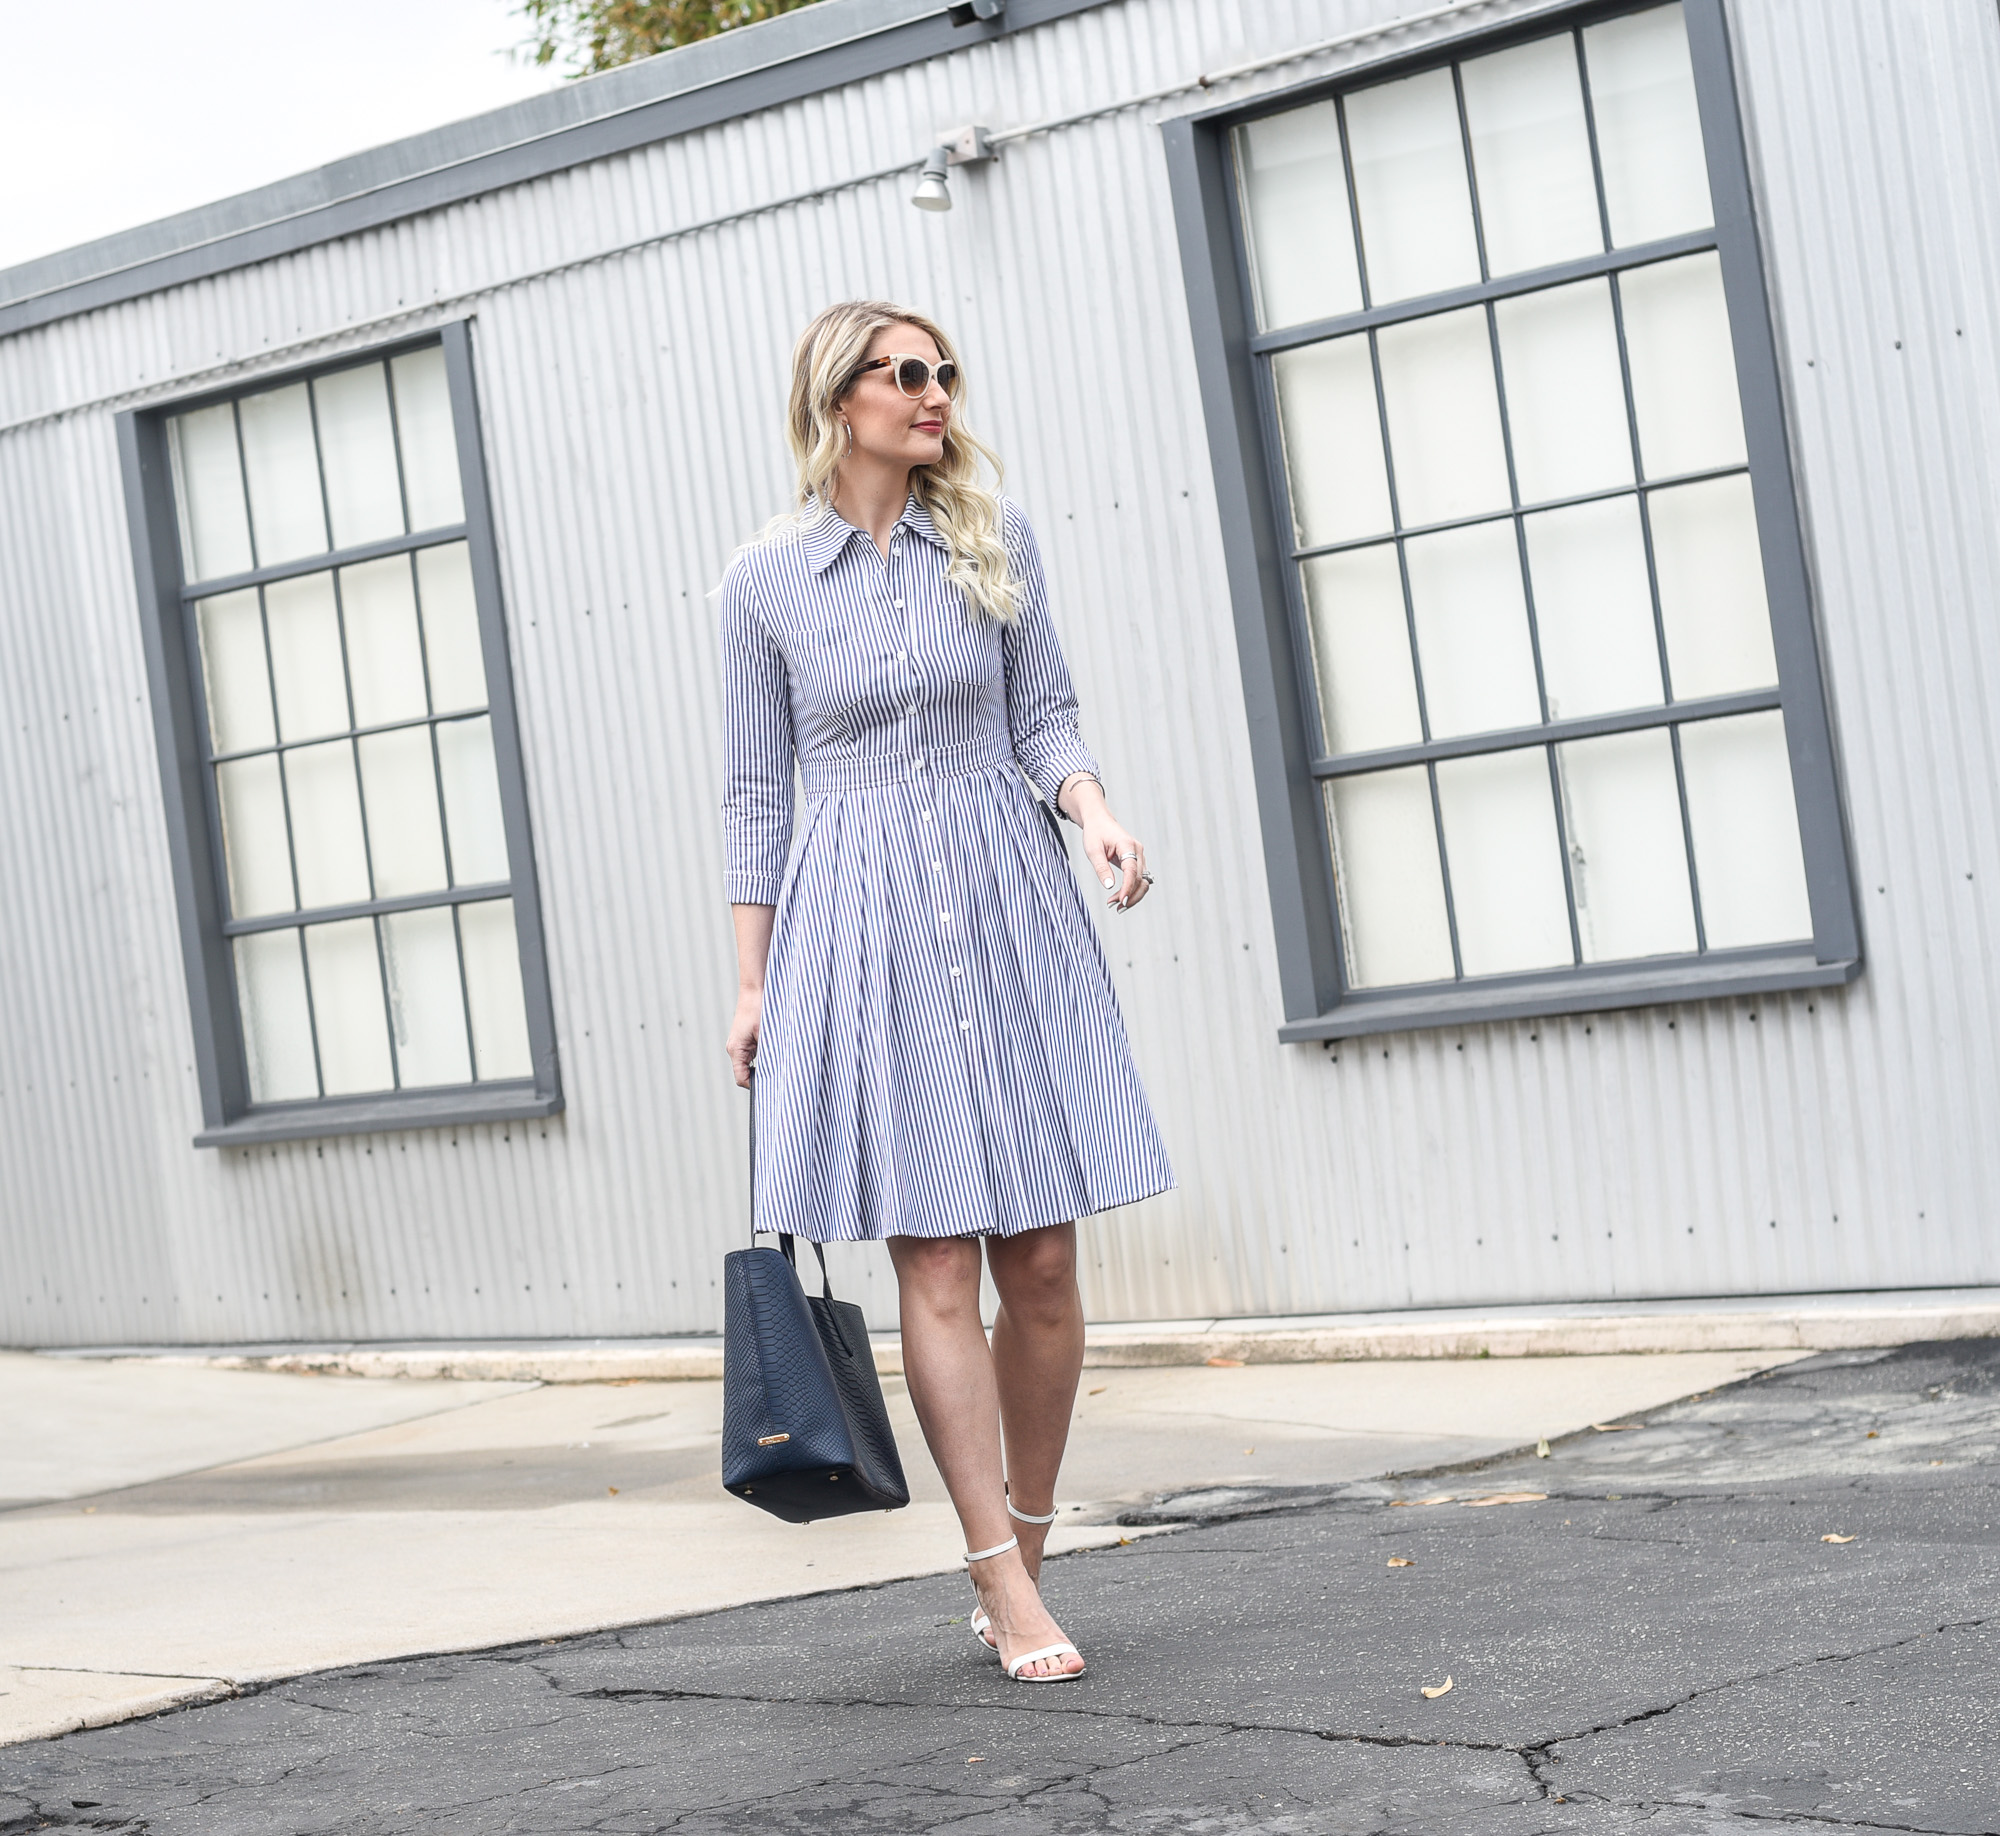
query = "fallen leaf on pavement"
xmin=1822 ymin=1533 xmax=1856 ymax=1544
xmin=1421 ymin=1677 xmax=1454 ymax=1699
xmin=1591 ymin=1422 xmax=1641 ymax=1432
xmin=1387 ymin=1557 xmax=1414 ymax=1567
xmin=1088 ymin=1386 xmax=1107 ymax=1396
xmin=1464 ymin=1492 xmax=1547 ymax=1507
xmin=1390 ymin=1494 xmax=1455 ymax=1507
xmin=1535 ymin=1438 xmax=1551 ymax=1458
xmin=1206 ymin=1357 xmax=1245 ymax=1368
xmin=1117 ymin=1536 xmax=1134 ymax=1546
xmin=607 ymin=1486 xmax=619 ymax=1495
xmin=1866 ymin=1431 xmax=1878 ymax=1439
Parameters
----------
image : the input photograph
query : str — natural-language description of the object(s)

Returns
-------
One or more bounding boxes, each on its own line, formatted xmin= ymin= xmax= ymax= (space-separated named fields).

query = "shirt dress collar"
xmin=799 ymin=494 xmax=949 ymax=573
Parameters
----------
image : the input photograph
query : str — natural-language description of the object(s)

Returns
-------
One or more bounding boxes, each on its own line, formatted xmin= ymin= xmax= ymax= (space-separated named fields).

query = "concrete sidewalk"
xmin=0 ymin=1344 xmax=1794 ymax=1747
xmin=41 ymin=1285 xmax=2000 ymax=1382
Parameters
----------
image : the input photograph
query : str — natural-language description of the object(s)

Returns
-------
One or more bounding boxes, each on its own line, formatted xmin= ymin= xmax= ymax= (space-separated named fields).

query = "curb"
xmin=40 ymin=1290 xmax=2000 ymax=1384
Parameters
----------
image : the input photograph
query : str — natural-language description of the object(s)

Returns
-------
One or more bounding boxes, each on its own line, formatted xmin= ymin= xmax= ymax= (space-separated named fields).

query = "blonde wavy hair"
xmin=770 ymin=299 xmax=1019 ymax=622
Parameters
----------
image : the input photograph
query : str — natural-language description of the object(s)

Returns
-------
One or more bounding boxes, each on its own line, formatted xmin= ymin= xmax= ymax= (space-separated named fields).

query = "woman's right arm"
xmin=719 ymin=561 xmax=795 ymax=1088
xmin=727 ymin=903 xmax=774 ymax=1089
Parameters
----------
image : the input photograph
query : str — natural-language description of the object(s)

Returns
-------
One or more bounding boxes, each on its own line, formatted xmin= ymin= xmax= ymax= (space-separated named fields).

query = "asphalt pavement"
xmin=2 ymin=1339 xmax=1994 ymax=1834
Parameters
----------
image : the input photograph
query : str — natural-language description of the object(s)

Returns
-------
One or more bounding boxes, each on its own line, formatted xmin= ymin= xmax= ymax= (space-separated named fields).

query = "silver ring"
xmin=1141 ymin=871 xmax=1156 ymax=886
xmin=1115 ymin=849 xmax=1139 ymax=862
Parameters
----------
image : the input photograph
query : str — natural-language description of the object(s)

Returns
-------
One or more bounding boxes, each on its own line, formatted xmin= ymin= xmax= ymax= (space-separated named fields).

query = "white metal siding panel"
xmin=0 ymin=0 xmax=1995 ymax=1344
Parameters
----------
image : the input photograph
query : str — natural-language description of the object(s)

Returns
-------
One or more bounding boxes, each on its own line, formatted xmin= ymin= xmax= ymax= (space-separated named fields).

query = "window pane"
xmin=1345 ymin=68 xmax=1481 ymax=304
xmin=382 ymin=906 xmax=472 ymax=1088
xmin=1584 ymin=3 xmax=1713 ymax=247
xmin=1523 ymin=496 xmax=1663 ymax=719
xmin=237 ymin=382 xmax=328 ymax=565
xmin=1619 ymin=253 xmax=1745 ymax=478
xmin=284 ymin=739 xmax=372 ymax=909
xmin=390 ymin=346 xmax=464 ymax=532
xmin=1493 ymin=278 xmax=1632 ymax=502
xmin=458 ymin=898 xmax=534 ymax=1079
xmin=437 ymin=715 xmax=510 ymax=884
xmin=1404 ymin=520 xmax=1541 ymax=737
xmin=1376 ymin=307 xmax=1511 ymax=525
xmin=1648 ymin=475 xmax=1778 ymax=697
xmin=1302 ymin=545 xmax=1421 ymax=755
xmin=1556 ymin=727 xmax=1696 ymax=960
xmin=216 ymin=754 xmax=295 ymax=918
xmin=1325 ymin=769 xmax=1454 ymax=987
xmin=168 ymin=403 xmax=253 ymax=582
xmin=1236 ymin=103 xmax=1363 ymax=330
xmin=357 ymin=726 xmax=449 ymax=897
xmin=340 ymin=554 xmax=429 ymax=727
xmin=415 ymin=543 xmax=488 ymax=712
xmin=264 ymin=571 xmax=350 ymax=742
xmin=233 ymin=928 xmax=319 ymax=1103
xmin=1273 ymin=336 xmax=1392 ymax=546
xmin=314 ymin=363 xmax=404 ymax=550
xmin=1435 ymin=748 xmax=1573 ymax=975
xmin=1460 ymin=32 xmax=1602 ymax=277
xmin=303 ymin=917 xmax=395 ymax=1094
xmin=196 ymin=588 xmax=274 ymax=754
xmin=1678 ymin=711 xmax=1812 ymax=946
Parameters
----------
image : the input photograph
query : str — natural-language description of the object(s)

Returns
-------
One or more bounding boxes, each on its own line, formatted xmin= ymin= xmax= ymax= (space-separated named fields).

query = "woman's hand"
xmin=1059 ymin=775 xmax=1151 ymax=911
xmin=727 ymin=987 xmax=761 ymax=1088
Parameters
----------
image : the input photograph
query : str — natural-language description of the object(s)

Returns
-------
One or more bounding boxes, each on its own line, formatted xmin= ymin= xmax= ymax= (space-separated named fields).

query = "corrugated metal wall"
xmin=1 ymin=0 xmax=1996 ymax=1346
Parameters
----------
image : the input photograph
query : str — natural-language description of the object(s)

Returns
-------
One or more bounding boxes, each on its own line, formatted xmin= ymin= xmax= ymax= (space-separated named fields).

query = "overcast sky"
xmin=0 ymin=0 xmax=562 ymax=273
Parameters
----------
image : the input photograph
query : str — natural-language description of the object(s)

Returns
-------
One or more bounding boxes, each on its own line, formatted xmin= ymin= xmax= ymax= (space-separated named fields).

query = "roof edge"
xmin=0 ymin=0 xmax=1113 ymax=340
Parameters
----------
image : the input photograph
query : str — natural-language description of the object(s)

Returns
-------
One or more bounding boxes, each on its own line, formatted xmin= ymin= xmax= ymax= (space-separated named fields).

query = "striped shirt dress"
xmin=719 ymin=493 xmax=1175 ymax=1242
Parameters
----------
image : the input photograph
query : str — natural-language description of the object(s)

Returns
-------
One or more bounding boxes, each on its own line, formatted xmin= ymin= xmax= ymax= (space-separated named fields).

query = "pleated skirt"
xmin=752 ymin=761 xmax=1175 ymax=1241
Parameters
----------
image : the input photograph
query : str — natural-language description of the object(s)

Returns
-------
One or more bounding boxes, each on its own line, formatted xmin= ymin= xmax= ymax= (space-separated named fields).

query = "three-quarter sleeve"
xmin=719 ymin=560 xmax=796 ymax=905
xmin=1001 ymin=502 xmax=1101 ymax=817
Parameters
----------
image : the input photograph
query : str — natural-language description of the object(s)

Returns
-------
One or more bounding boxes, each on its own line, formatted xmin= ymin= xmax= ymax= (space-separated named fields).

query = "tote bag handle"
xmin=747 ymin=1068 xmax=829 ymax=1298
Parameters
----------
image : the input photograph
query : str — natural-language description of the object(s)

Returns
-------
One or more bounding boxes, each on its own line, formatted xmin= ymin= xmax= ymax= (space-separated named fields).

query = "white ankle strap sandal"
xmin=962 ymin=1534 xmax=1018 ymax=1565
xmin=1006 ymin=1500 xmax=1060 ymax=1525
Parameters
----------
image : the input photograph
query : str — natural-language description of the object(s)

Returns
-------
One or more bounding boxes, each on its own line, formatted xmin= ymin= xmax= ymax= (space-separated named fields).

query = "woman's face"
xmin=838 ymin=323 xmax=952 ymax=470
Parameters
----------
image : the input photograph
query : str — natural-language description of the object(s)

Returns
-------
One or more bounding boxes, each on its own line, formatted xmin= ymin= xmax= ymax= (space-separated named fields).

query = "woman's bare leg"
xmin=986 ymin=1222 xmax=1084 ymax=1583
xmin=887 ymin=1234 xmax=1084 ymax=1678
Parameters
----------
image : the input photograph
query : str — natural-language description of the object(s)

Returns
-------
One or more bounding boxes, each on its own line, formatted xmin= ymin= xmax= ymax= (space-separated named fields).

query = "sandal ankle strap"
xmin=963 ymin=1534 xmax=1019 ymax=1565
xmin=1006 ymin=1501 xmax=1060 ymax=1525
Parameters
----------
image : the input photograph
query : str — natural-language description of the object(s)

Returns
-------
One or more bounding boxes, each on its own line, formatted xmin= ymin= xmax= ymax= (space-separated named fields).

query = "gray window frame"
xmin=117 ymin=319 xmax=563 ymax=1143
xmin=1162 ymin=0 xmax=1859 ymax=1042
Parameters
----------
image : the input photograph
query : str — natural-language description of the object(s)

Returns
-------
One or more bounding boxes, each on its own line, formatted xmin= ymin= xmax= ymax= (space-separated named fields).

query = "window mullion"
xmin=1247 ymin=229 xmax=1720 ymax=354
xmin=1427 ymin=760 xmax=1465 ymax=981
xmin=1451 ymin=61 xmax=1492 ymax=286
xmin=179 ymin=524 xmax=470 ymax=602
xmin=1310 ymin=684 xmax=1785 ymax=776
xmin=1668 ymin=722 xmax=1711 ymax=954
xmin=1572 ymin=23 xmax=1616 ymax=257
xmin=295 ymin=924 xmax=329 ymax=1104
xmin=1546 ymin=744 xmax=1585 ymax=967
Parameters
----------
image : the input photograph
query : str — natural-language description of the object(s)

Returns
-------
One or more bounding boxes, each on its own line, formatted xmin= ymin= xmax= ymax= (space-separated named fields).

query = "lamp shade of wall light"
xmin=911 ymin=147 xmax=953 ymax=211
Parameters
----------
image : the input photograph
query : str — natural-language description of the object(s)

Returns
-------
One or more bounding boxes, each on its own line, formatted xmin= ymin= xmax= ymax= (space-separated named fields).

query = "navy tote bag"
xmin=721 ymin=1078 xmax=910 ymax=1523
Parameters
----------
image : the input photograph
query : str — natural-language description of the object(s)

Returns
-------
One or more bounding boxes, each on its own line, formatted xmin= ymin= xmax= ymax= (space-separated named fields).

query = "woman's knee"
xmin=889 ymin=1234 xmax=984 ymax=1316
xmin=989 ymin=1224 xmax=1078 ymax=1319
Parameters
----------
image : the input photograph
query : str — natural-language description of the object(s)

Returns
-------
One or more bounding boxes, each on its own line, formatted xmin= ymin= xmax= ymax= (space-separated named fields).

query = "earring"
xmin=843 ymin=421 xmax=853 ymax=456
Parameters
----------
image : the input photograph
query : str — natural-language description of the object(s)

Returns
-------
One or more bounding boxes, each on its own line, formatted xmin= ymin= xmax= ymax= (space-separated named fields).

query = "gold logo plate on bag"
xmin=757 ymin=1433 xmax=791 ymax=1445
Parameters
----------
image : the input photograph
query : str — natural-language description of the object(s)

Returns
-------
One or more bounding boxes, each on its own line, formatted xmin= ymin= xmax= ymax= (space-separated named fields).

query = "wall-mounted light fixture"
xmin=910 ymin=125 xmax=995 ymax=212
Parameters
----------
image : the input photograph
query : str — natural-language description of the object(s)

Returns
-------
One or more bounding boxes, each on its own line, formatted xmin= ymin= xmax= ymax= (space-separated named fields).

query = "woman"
xmin=720 ymin=300 xmax=1174 ymax=1683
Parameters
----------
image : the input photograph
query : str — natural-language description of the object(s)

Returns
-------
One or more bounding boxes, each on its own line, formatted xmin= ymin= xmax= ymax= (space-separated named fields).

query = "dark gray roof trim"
xmin=0 ymin=0 xmax=1114 ymax=341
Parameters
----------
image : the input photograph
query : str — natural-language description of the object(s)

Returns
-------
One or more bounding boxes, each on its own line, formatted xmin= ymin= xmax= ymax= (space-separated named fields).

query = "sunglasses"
xmin=854 ymin=353 xmax=959 ymax=398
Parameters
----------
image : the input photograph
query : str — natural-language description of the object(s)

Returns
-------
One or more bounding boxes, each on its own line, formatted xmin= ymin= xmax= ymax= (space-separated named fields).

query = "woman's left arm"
xmin=1001 ymin=505 xmax=1150 ymax=911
